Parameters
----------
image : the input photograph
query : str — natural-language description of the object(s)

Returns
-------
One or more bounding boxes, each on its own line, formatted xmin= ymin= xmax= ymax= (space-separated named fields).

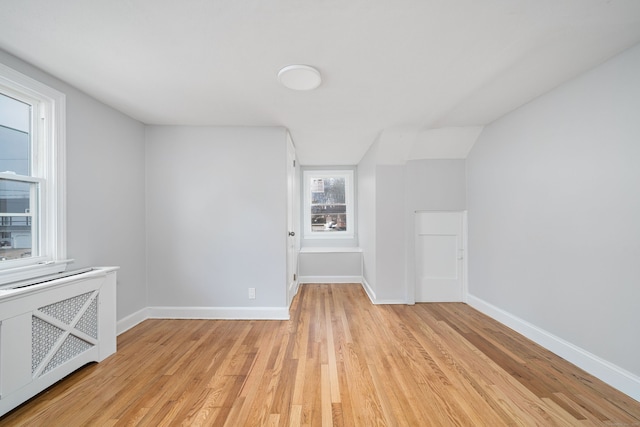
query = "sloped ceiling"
xmin=1 ymin=0 xmax=640 ymax=165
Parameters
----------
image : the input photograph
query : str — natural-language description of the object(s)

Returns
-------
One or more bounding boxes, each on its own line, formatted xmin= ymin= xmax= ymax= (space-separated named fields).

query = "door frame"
xmin=286 ymin=134 xmax=300 ymax=306
xmin=411 ymin=210 xmax=468 ymax=303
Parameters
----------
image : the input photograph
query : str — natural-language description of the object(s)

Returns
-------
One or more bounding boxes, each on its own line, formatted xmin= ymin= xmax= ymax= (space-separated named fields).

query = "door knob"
xmin=288 ymin=231 xmax=295 ymax=236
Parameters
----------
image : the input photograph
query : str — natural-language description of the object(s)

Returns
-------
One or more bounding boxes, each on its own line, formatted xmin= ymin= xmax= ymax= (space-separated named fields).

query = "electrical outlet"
xmin=248 ymin=287 xmax=256 ymax=299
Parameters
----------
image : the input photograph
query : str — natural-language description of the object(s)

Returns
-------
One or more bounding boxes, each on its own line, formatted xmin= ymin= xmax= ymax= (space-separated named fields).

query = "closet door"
xmin=415 ymin=211 xmax=464 ymax=302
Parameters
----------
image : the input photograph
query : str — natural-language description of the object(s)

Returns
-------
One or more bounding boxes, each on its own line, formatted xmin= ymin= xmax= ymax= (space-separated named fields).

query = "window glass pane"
xmin=310 ymin=177 xmax=345 ymax=204
xmin=0 ymin=178 xmax=35 ymax=261
xmin=0 ymin=93 xmax=31 ymax=176
xmin=310 ymin=176 xmax=347 ymax=232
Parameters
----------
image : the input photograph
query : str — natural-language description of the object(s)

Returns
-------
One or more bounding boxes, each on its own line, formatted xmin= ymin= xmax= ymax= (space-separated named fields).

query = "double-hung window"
xmin=0 ymin=63 xmax=67 ymax=285
xmin=303 ymin=170 xmax=354 ymax=239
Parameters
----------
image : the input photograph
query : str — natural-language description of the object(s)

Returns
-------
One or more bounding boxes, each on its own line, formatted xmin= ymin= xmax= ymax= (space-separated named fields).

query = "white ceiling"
xmin=1 ymin=0 xmax=640 ymax=165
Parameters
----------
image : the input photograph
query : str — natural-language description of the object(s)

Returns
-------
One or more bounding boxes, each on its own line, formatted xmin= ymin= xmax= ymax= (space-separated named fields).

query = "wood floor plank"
xmin=289 ymin=404 xmax=302 ymax=427
xmin=324 ymin=294 xmax=341 ymax=404
xmin=2 ymin=283 xmax=639 ymax=426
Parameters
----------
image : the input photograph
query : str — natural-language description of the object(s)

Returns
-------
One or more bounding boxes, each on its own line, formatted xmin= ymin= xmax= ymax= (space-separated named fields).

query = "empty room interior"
xmin=1 ymin=1 xmax=639 ymax=425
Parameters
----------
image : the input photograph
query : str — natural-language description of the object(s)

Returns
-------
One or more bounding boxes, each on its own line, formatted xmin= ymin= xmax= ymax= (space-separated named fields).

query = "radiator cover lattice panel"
xmin=39 ymin=292 xmax=93 ymax=324
xmin=32 ymin=317 xmax=64 ymax=373
xmin=75 ymin=297 xmax=99 ymax=339
xmin=31 ymin=291 xmax=99 ymax=377
xmin=42 ymin=335 xmax=93 ymax=375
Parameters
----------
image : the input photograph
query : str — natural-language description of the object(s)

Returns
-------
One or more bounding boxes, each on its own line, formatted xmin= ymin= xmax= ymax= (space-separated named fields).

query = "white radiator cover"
xmin=0 ymin=267 xmax=117 ymax=417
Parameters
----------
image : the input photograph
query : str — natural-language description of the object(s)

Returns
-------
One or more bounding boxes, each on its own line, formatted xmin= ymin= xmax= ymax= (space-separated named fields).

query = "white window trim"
xmin=303 ymin=169 xmax=354 ymax=240
xmin=0 ymin=63 xmax=68 ymax=285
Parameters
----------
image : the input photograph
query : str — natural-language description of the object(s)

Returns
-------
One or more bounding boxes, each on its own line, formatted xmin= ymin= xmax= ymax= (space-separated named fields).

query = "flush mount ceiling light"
xmin=278 ymin=65 xmax=322 ymax=90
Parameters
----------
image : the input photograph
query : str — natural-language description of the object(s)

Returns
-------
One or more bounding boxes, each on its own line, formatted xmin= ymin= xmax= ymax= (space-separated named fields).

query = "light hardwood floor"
xmin=2 ymin=283 xmax=639 ymax=426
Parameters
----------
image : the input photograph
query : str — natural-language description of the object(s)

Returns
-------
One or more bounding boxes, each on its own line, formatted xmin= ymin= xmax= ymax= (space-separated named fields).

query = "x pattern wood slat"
xmin=2 ymin=283 xmax=639 ymax=426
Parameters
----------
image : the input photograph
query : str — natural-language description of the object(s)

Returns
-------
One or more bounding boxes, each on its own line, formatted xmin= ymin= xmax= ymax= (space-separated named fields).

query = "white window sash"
xmin=303 ymin=170 xmax=354 ymax=239
xmin=0 ymin=63 xmax=68 ymax=284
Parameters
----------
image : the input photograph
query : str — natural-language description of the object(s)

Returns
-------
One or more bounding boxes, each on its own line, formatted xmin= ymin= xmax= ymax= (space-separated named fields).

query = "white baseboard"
xmin=358 ymin=277 xmax=406 ymax=305
xmin=116 ymin=307 xmax=149 ymax=335
xmin=288 ymin=280 xmax=300 ymax=301
xmin=298 ymin=275 xmax=362 ymax=284
xmin=360 ymin=277 xmax=375 ymax=302
xmin=467 ymin=294 xmax=640 ymax=402
xmin=147 ymin=306 xmax=290 ymax=320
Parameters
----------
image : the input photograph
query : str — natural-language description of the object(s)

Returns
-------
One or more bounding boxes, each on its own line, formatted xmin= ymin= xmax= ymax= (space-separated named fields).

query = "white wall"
xmin=402 ymin=159 xmax=467 ymax=303
xmin=357 ymin=143 xmax=467 ymax=302
xmin=357 ymin=139 xmax=377 ymax=295
xmin=298 ymin=251 xmax=362 ymax=279
xmin=375 ymin=165 xmax=405 ymax=302
xmin=405 ymin=160 xmax=466 ymax=211
xmin=0 ymin=49 xmax=147 ymax=321
xmin=145 ymin=126 xmax=288 ymax=310
xmin=467 ymin=44 xmax=640 ymax=380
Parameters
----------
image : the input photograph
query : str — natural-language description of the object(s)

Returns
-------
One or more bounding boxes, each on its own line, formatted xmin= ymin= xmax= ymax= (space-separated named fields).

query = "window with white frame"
xmin=303 ymin=170 xmax=354 ymax=239
xmin=0 ymin=63 xmax=67 ymax=285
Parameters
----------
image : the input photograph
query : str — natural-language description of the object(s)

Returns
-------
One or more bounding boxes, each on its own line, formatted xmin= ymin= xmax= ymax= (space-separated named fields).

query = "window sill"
xmin=0 ymin=259 xmax=72 ymax=288
xmin=303 ymin=233 xmax=355 ymax=240
xmin=299 ymin=247 xmax=362 ymax=253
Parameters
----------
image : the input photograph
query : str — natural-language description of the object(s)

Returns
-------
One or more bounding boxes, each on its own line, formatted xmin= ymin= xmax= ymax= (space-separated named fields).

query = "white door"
xmin=286 ymin=137 xmax=299 ymax=305
xmin=415 ymin=211 xmax=465 ymax=302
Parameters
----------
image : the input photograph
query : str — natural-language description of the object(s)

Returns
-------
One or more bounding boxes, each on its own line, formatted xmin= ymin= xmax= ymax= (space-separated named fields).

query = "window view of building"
xmin=303 ymin=170 xmax=354 ymax=239
xmin=310 ymin=176 xmax=347 ymax=232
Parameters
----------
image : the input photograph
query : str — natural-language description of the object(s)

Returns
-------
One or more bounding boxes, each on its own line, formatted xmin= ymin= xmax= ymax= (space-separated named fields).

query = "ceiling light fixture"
xmin=278 ymin=65 xmax=322 ymax=90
